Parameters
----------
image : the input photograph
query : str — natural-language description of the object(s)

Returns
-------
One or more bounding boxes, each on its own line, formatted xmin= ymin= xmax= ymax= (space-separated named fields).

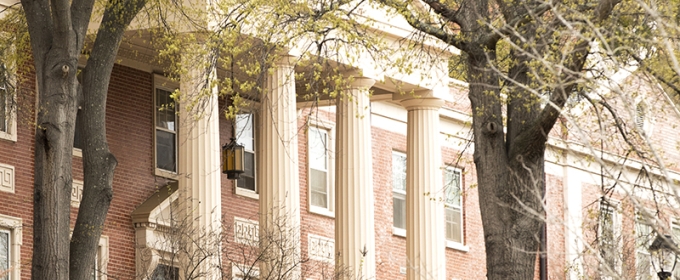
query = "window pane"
xmin=392 ymin=153 xmax=406 ymax=192
xmin=236 ymin=114 xmax=254 ymax=151
xmin=309 ymin=128 xmax=327 ymax=170
xmin=74 ymin=108 xmax=84 ymax=150
xmin=310 ymin=169 xmax=328 ymax=208
xmin=237 ymin=151 xmax=256 ymax=191
xmin=151 ymin=264 xmax=179 ymax=280
xmin=445 ymin=170 xmax=461 ymax=207
xmin=446 ymin=208 xmax=462 ymax=243
xmin=393 ymin=197 xmax=405 ymax=229
xmin=600 ymin=205 xmax=617 ymax=270
xmin=0 ymin=231 xmax=8 ymax=280
xmin=156 ymin=89 xmax=176 ymax=131
xmin=156 ymin=130 xmax=176 ymax=172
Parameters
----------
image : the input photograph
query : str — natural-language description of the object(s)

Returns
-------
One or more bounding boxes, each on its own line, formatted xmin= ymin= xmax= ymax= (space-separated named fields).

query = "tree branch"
xmin=378 ymin=0 xmax=467 ymax=51
xmin=480 ymin=1 xmax=554 ymax=47
xmin=421 ymin=0 xmax=462 ymax=26
xmin=20 ymin=0 xmax=52 ymax=66
xmin=70 ymin=0 xmax=97 ymax=49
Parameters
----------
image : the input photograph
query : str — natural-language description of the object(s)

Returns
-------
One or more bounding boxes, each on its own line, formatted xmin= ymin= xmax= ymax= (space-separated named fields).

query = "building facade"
xmin=1 ymin=2 xmax=680 ymax=280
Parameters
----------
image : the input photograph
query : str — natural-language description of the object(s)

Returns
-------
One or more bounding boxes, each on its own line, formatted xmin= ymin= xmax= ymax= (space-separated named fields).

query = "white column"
xmin=564 ymin=152 xmax=584 ymax=280
xmin=258 ymin=55 xmax=301 ymax=278
xmin=178 ymin=61 xmax=222 ymax=279
xmin=335 ymin=77 xmax=376 ymax=279
xmin=402 ymin=97 xmax=446 ymax=280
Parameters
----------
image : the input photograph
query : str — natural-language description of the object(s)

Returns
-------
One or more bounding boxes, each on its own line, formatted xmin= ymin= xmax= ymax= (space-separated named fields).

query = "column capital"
xmin=273 ymin=54 xmax=298 ymax=67
xmin=400 ymin=97 xmax=444 ymax=111
xmin=348 ymin=76 xmax=376 ymax=89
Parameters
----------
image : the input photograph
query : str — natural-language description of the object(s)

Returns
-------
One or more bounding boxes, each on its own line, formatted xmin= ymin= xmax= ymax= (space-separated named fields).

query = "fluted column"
xmin=258 ymin=55 xmax=301 ymax=278
xmin=402 ymin=97 xmax=446 ymax=280
xmin=335 ymin=77 xmax=376 ymax=279
xmin=178 ymin=59 xmax=222 ymax=279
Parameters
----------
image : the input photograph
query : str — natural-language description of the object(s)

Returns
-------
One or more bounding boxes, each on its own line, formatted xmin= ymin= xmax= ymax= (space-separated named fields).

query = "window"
xmin=392 ymin=151 xmax=407 ymax=236
xmin=0 ymin=214 xmax=21 ymax=280
xmin=599 ymin=200 xmax=620 ymax=278
xmin=154 ymin=75 xmax=178 ymax=175
xmin=308 ymin=126 xmax=334 ymax=215
xmin=235 ymin=113 xmax=256 ymax=195
xmin=0 ymin=229 xmax=9 ymax=280
xmin=672 ymin=221 xmax=680 ymax=280
xmin=73 ymin=106 xmax=84 ymax=156
xmin=232 ymin=263 xmax=259 ymax=280
xmin=0 ymin=63 xmax=15 ymax=142
xmin=151 ymin=264 xmax=179 ymax=280
xmin=445 ymin=168 xmax=463 ymax=247
xmin=635 ymin=214 xmax=653 ymax=280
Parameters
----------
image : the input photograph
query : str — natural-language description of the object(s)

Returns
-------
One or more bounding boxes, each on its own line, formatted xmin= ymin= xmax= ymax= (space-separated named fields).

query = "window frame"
xmin=0 ymin=61 xmax=16 ymax=143
xmin=232 ymin=263 xmax=260 ymax=280
xmin=634 ymin=212 xmax=654 ymax=280
xmin=392 ymin=151 xmax=407 ymax=237
xmin=234 ymin=112 xmax=258 ymax=199
xmin=153 ymin=74 xmax=179 ymax=178
xmin=307 ymin=118 xmax=335 ymax=217
xmin=444 ymin=167 xmax=468 ymax=251
xmin=598 ymin=199 xmax=622 ymax=278
xmin=0 ymin=214 xmax=21 ymax=280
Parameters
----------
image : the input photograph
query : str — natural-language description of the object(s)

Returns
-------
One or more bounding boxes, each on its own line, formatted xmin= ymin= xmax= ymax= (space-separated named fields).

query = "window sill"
xmin=446 ymin=241 xmax=469 ymax=252
xmin=155 ymin=168 xmax=178 ymax=180
xmin=235 ymin=187 xmax=259 ymax=200
xmin=392 ymin=227 xmax=406 ymax=237
xmin=0 ymin=131 xmax=16 ymax=143
xmin=72 ymin=148 xmax=82 ymax=157
xmin=309 ymin=207 xmax=334 ymax=218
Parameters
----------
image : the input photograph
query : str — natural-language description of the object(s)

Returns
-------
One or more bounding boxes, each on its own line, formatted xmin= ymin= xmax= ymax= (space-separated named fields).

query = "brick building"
xmin=1 ymin=2 xmax=680 ymax=280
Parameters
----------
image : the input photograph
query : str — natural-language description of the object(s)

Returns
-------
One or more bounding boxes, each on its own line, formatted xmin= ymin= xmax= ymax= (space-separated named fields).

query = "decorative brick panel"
xmin=308 ymin=234 xmax=334 ymax=262
xmin=71 ymin=180 xmax=83 ymax=207
xmin=0 ymin=163 xmax=14 ymax=194
xmin=234 ymin=217 xmax=259 ymax=245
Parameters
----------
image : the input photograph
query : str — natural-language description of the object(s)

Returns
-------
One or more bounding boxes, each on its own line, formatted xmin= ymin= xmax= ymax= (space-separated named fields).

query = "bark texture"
xmin=20 ymin=0 xmax=145 ymax=277
xmin=389 ymin=0 xmax=621 ymax=278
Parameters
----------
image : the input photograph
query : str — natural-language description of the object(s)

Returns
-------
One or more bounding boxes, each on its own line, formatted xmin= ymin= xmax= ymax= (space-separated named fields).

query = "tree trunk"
xmin=32 ymin=51 xmax=79 ymax=280
xmin=468 ymin=51 xmax=546 ymax=279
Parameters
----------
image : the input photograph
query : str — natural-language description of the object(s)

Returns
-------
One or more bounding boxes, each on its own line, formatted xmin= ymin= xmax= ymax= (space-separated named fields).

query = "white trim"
xmin=0 ymin=163 xmax=14 ymax=194
xmin=598 ymin=199 xmax=622 ymax=277
xmin=232 ymin=263 xmax=260 ymax=279
xmin=96 ymin=235 xmax=109 ymax=280
xmin=0 ymin=214 xmax=21 ymax=280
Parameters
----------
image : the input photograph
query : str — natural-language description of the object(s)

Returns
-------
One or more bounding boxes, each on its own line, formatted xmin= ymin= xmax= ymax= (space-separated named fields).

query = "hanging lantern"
xmin=222 ymin=137 xmax=245 ymax=180
xmin=649 ymin=234 xmax=678 ymax=280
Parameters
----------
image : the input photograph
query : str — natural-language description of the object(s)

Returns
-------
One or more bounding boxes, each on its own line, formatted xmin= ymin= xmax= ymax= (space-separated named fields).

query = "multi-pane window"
xmin=444 ymin=168 xmax=463 ymax=244
xmin=235 ymin=113 xmax=256 ymax=192
xmin=0 ymin=230 xmax=8 ymax=280
xmin=155 ymin=88 xmax=178 ymax=173
xmin=599 ymin=201 xmax=619 ymax=276
xmin=151 ymin=264 xmax=179 ymax=280
xmin=635 ymin=214 xmax=653 ymax=280
xmin=0 ymin=63 xmax=15 ymax=142
xmin=309 ymin=127 xmax=332 ymax=213
xmin=392 ymin=152 xmax=407 ymax=234
xmin=672 ymin=222 xmax=680 ymax=279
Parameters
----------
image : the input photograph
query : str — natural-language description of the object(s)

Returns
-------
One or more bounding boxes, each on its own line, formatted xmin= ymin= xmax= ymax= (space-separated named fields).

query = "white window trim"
xmin=0 ymin=79 xmax=16 ymax=143
xmin=307 ymin=118 xmax=335 ymax=218
xmin=153 ymin=74 xmax=179 ymax=179
xmin=95 ymin=235 xmax=109 ymax=280
xmin=598 ymin=199 xmax=622 ymax=277
xmin=234 ymin=112 xmax=258 ymax=200
xmin=392 ymin=151 xmax=406 ymax=237
xmin=0 ymin=214 xmax=21 ymax=280
xmin=634 ymin=212 xmax=654 ymax=280
xmin=232 ymin=263 xmax=260 ymax=279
